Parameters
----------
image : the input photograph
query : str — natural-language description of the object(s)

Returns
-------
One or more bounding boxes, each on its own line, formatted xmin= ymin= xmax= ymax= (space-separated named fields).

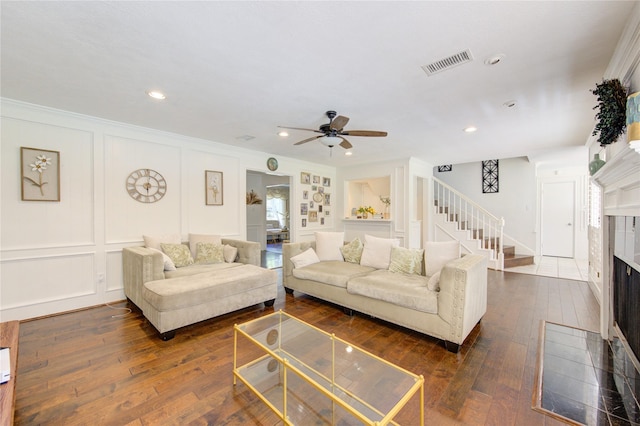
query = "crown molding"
xmin=605 ymin=2 xmax=640 ymax=86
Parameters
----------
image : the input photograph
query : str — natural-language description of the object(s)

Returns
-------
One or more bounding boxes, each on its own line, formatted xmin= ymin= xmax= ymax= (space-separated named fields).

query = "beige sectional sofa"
xmin=283 ymin=239 xmax=487 ymax=352
xmin=123 ymin=238 xmax=277 ymax=340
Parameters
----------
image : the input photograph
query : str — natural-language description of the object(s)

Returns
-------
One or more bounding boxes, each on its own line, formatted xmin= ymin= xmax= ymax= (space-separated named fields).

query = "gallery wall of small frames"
xmin=300 ymin=172 xmax=331 ymax=227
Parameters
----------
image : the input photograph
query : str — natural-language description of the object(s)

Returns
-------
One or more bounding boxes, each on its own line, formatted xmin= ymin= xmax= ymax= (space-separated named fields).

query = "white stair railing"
xmin=433 ymin=177 xmax=505 ymax=270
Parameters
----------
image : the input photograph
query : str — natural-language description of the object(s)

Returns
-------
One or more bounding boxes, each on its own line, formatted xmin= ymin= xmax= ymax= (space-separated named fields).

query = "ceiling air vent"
xmin=421 ymin=49 xmax=473 ymax=76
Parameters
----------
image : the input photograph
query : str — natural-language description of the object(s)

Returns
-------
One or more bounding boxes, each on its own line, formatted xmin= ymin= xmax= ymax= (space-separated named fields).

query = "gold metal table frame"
xmin=233 ymin=310 xmax=424 ymax=425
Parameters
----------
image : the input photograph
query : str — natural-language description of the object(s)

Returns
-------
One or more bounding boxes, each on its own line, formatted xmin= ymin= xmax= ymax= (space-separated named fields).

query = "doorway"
xmin=246 ymin=170 xmax=291 ymax=269
xmin=541 ymin=180 xmax=575 ymax=258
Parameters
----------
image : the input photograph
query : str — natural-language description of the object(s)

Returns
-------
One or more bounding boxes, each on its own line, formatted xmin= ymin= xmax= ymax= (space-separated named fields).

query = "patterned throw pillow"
xmin=160 ymin=243 xmax=194 ymax=268
xmin=340 ymin=237 xmax=364 ymax=264
xmin=389 ymin=246 xmax=424 ymax=275
xmin=194 ymin=242 xmax=225 ymax=264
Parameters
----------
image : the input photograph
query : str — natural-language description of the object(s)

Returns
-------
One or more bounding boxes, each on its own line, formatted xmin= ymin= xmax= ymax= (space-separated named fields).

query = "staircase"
xmin=433 ymin=177 xmax=534 ymax=271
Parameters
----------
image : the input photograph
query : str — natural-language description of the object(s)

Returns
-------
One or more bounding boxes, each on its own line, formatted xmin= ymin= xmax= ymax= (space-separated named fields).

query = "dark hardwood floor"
xmin=13 ymin=270 xmax=599 ymax=425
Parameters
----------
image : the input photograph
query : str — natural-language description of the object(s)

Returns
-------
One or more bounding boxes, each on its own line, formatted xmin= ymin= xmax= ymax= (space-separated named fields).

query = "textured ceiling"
xmin=1 ymin=1 xmax=636 ymax=167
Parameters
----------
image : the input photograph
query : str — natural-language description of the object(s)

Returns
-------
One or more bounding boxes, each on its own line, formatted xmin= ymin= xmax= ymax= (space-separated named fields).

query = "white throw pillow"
xmin=188 ymin=233 xmax=222 ymax=259
xmin=424 ymin=240 xmax=460 ymax=276
xmin=360 ymin=234 xmax=400 ymax=269
xmin=290 ymin=248 xmax=321 ymax=269
xmin=427 ymin=271 xmax=441 ymax=291
xmin=148 ymin=247 xmax=177 ymax=271
xmin=314 ymin=231 xmax=345 ymax=261
xmin=143 ymin=234 xmax=181 ymax=251
xmin=223 ymin=244 xmax=239 ymax=263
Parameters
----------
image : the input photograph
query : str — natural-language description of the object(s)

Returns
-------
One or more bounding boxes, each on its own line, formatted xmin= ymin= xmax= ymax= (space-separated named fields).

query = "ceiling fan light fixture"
xmin=321 ymin=136 xmax=342 ymax=147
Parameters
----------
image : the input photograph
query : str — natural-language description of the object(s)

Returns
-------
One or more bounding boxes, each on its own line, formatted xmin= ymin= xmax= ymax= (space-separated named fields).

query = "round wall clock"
xmin=126 ymin=168 xmax=167 ymax=203
xmin=267 ymin=157 xmax=278 ymax=171
xmin=313 ymin=192 xmax=324 ymax=203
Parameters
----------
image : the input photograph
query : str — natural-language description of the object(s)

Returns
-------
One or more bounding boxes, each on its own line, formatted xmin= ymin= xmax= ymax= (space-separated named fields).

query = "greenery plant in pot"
xmin=591 ymin=78 xmax=628 ymax=146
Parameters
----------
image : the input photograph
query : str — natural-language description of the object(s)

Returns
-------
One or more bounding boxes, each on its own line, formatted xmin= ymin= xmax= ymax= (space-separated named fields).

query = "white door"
xmin=541 ymin=181 xmax=575 ymax=257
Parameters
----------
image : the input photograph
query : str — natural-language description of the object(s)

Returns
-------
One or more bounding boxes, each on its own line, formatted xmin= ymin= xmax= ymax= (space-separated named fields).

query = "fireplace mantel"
xmin=593 ymin=141 xmax=640 ymax=216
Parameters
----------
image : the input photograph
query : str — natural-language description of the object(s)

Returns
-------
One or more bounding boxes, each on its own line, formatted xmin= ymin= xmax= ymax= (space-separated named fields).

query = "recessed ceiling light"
xmin=484 ymin=54 xmax=505 ymax=66
xmin=147 ymin=90 xmax=166 ymax=100
xmin=236 ymin=135 xmax=255 ymax=141
xmin=278 ymin=131 xmax=289 ymax=137
xmin=464 ymin=126 xmax=477 ymax=133
xmin=503 ymin=100 xmax=517 ymax=108
xmin=345 ymin=151 xmax=353 ymax=156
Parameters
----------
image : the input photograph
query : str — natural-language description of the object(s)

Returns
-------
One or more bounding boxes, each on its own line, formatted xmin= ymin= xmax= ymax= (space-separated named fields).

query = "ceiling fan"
xmin=279 ymin=110 xmax=387 ymax=150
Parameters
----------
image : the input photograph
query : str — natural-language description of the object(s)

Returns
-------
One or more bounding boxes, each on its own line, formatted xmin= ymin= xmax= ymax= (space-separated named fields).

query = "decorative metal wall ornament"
xmin=482 ymin=160 xmax=499 ymax=193
xmin=437 ymin=165 xmax=453 ymax=172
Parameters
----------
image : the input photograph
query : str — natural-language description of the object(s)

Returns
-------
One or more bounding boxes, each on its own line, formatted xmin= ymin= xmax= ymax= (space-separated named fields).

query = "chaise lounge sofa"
xmin=123 ymin=235 xmax=277 ymax=340
xmin=283 ymin=234 xmax=487 ymax=352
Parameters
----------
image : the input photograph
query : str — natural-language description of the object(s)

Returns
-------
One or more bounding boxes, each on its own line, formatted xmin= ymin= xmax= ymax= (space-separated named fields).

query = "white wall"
xmin=0 ymin=99 xmax=334 ymax=321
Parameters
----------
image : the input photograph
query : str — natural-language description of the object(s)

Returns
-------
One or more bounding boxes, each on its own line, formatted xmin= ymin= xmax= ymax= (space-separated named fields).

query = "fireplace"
xmin=611 ymin=216 xmax=640 ymax=368
xmin=593 ymin=141 xmax=640 ymax=374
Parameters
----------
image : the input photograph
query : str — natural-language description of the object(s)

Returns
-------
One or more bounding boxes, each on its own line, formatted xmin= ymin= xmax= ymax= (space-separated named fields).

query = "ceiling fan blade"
xmin=342 ymin=130 xmax=388 ymax=137
xmin=339 ymin=138 xmax=352 ymax=149
xmin=278 ymin=125 xmax=323 ymax=133
xmin=294 ymin=135 xmax=323 ymax=145
xmin=330 ymin=115 xmax=349 ymax=131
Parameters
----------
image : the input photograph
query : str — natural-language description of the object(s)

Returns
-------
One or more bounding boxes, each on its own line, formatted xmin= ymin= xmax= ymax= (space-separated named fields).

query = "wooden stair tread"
xmin=504 ymin=254 xmax=535 ymax=268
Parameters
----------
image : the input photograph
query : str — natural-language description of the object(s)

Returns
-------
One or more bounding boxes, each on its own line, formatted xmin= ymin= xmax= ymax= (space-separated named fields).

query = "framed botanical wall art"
xmin=21 ymin=147 xmax=60 ymax=202
xmin=205 ymin=170 xmax=223 ymax=205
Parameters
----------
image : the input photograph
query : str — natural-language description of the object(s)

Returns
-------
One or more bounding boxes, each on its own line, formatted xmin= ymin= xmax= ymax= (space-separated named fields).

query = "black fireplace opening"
xmin=613 ymin=256 xmax=640 ymax=367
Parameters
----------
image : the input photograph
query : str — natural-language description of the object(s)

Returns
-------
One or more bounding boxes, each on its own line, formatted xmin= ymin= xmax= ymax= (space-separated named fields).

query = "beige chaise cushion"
xmin=164 ymin=262 xmax=242 ymax=279
xmin=144 ymin=264 xmax=272 ymax=312
xmin=347 ymin=270 xmax=437 ymax=314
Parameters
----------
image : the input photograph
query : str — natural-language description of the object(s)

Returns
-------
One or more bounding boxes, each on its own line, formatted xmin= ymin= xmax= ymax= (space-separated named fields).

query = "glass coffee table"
xmin=233 ymin=310 xmax=424 ymax=425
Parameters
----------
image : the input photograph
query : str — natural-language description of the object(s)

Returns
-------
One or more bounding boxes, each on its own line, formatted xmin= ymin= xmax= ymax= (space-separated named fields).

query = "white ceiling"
xmin=1 ymin=1 xmax=636 ymax=167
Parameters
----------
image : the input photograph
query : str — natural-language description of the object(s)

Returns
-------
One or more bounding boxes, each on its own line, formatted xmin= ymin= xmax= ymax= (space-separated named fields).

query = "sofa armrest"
xmin=122 ymin=246 xmax=165 ymax=309
xmin=282 ymin=241 xmax=316 ymax=283
xmin=437 ymin=254 xmax=488 ymax=344
xmin=222 ymin=239 xmax=260 ymax=266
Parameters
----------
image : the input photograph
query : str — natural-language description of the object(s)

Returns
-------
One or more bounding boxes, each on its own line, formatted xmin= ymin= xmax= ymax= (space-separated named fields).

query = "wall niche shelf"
xmin=345 ymin=175 xmax=391 ymax=220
